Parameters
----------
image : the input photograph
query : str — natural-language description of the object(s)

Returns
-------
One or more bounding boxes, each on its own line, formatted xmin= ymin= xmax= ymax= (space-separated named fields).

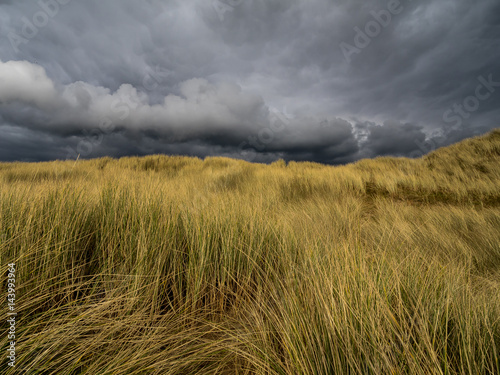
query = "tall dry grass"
xmin=1 ymin=129 xmax=499 ymax=374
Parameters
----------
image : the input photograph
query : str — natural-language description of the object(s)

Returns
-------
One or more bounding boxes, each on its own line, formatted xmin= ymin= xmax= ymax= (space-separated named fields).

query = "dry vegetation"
xmin=1 ymin=129 xmax=499 ymax=374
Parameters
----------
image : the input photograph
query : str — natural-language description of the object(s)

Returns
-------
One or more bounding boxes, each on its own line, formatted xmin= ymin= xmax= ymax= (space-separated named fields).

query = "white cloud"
xmin=0 ymin=61 xmax=269 ymax=137
xmin=0 ymin=60 xmax=57 ymax=109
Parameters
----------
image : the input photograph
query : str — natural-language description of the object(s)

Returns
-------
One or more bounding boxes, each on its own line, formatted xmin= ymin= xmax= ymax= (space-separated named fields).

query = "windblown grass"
xmin=1 ymin=129 xmax=499 ymax=374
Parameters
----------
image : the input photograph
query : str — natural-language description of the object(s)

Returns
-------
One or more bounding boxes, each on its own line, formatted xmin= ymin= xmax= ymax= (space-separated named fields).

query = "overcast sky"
xmin=0 ymin=0 xmax=499 ymax=164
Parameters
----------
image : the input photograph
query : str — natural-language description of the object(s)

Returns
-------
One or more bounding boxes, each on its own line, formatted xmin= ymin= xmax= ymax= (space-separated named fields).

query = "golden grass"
xmin=1 ymin=129 xmax=499 ymax=374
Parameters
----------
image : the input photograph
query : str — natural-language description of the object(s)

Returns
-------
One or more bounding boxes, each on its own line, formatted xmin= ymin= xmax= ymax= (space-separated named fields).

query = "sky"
xmin=0 ymin=0 xmax=499 ymax=164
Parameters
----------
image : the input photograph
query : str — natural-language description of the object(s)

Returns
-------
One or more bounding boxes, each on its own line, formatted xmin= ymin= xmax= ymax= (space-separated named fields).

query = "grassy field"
xmin=1 ymin=129 xmax=499 ymax=374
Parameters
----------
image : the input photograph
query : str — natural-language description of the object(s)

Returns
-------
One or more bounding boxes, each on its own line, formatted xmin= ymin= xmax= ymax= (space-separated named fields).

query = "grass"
xmin=1 ymin=129 xmax=499 ymax=374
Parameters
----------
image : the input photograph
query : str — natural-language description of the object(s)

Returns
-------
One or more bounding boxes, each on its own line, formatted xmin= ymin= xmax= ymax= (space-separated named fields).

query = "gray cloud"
xmin=0 ymin=0 xmax=499 ymax=164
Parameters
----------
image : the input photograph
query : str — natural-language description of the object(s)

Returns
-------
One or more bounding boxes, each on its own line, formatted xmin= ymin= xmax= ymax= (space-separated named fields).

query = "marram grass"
xmin=1 ymin=129 xmax=499 ymax=374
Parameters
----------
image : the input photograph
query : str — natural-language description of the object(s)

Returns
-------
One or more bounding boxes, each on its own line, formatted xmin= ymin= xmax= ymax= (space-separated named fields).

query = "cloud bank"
xmin=0 ymin=0 xmax=498 ymax=163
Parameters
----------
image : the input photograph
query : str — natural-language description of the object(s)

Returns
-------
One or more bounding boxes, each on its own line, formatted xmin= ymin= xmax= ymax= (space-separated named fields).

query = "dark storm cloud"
xmin=0 ymin=0 xmax=499 ymax=163
xmin=362 ymin=121 xmax=427 ymax=157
